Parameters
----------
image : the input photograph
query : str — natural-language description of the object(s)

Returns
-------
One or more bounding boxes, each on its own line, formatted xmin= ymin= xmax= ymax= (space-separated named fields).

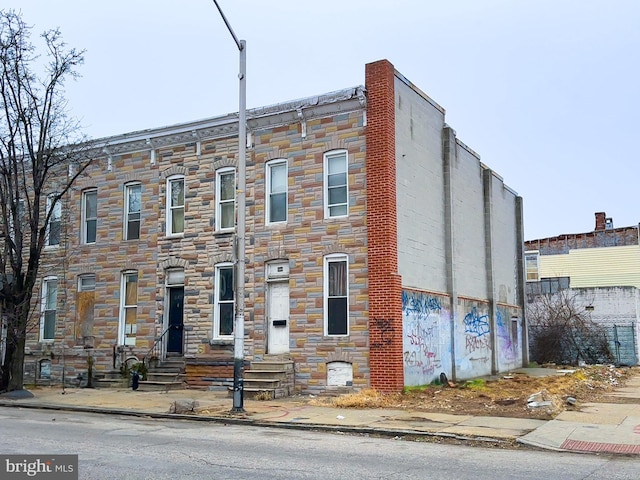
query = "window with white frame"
xmin=46 ymin=195 xmax=61 ymax=247
xmin=324 ymin=150 xmax=348 ymax=218
xmin=266 ymin=159 xmax=287 ymax=224
xmin=124 ymin=183 xmax=141 ymax=240
xmin=40 ymin=277 xmax=58 ymax=341
xmin=214 ymin=264 xmax=234 ymax=337
xmin=525 ymin=252 xmax=539 ymax=282
xmin=81 ymin=189 xmax=97 ymax=244
xmin=166 ymin=176 xmax=184 ymax=236
xmin=119 ymin=271 xmax=138 ymax=346
xmin=216 ymin=168 xmax=235 ymax=231
xmin=325 ymin=255 xmax=348 ymax=336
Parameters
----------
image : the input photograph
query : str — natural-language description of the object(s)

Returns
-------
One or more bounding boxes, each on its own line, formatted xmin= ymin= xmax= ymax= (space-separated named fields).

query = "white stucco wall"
xmin=452 ymin=144 xmax=488 ymax=300
xmin=491 ymin=173 xmax=520 ymax=306
xmin=394 ymin=77 xmax=447 ymax=293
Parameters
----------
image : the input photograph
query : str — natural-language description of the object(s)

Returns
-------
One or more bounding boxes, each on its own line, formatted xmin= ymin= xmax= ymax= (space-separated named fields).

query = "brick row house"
xmin=23 ymin=60 xmax=527 ymax=395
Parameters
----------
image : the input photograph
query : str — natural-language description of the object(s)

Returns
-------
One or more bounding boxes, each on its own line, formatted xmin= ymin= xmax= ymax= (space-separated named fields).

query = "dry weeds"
xmin=309 ymin=365 xmax=638 ymax=420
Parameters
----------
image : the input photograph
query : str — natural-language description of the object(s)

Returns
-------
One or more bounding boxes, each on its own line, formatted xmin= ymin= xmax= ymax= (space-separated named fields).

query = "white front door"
xmin=267 ymin=281 xmax=290 ymax=354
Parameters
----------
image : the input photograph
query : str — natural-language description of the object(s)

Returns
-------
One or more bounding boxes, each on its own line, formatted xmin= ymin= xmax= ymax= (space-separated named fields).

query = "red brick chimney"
xmin=595 ymin=212 xmax=606 ymax=231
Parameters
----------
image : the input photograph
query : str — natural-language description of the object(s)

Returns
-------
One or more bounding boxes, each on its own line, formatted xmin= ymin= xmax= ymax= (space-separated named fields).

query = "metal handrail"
xmin=143 ymin=325 xmax=174 ymax=368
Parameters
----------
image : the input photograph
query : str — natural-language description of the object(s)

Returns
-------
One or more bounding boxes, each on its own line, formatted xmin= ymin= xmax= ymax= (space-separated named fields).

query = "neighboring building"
xmin=525 ymin=212 xmax=640 ymax=365
xmin=25 ymin=60 xmax=526 ymax=395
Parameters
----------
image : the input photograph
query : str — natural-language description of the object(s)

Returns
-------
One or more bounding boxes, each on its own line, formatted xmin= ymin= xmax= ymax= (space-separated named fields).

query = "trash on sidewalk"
xmin=168 ymin=400 xmax=199 ymax=414
xmin=527 ymin=390 xmax=554 ymax=409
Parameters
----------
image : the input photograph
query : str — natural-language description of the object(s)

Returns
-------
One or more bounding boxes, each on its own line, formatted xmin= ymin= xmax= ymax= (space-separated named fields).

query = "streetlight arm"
xmin=212 ymin=0 xmax=243 ymax=51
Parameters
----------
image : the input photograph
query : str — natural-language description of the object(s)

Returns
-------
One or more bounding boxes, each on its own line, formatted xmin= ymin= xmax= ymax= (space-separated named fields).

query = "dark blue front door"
xmin=167 ymin=287 xmax=184 ymax=354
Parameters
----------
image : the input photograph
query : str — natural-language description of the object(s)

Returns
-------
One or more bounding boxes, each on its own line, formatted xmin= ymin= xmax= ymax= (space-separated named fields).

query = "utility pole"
xmin=212 ymin=0 xmax=246 ymax=413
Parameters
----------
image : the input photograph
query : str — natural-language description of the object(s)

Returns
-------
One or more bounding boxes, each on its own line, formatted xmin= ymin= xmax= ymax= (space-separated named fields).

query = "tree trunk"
xmin=8 ymin=334 xmax=25 ymax=391
xmin=0 ymin=339 xmax=13 ymax=392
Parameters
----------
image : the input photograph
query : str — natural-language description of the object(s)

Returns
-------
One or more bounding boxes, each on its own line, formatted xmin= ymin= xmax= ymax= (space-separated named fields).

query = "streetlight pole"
xmin=212 ymin=0 xmax=246 ymax=413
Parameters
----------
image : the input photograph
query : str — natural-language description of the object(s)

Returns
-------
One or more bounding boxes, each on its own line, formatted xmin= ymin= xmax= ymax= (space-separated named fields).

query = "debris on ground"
xmin=168 ymin=399 xmax=199 ymax=414
xmin=309 ymin=365 xmax=637 ymax=420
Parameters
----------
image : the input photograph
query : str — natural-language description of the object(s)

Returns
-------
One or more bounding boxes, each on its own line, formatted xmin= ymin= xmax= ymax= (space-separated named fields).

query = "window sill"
xmin=214 ymin=230 xmax=234 ymax=236
xmin=165 ymin=233 xmax=184 ymax=239
xmin=209 ymin=338 xmax=233 ymax=346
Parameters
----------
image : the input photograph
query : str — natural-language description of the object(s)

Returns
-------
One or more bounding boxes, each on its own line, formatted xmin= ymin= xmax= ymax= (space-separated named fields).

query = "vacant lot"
xmin=310 ymin=365 xmax=637 ymax=420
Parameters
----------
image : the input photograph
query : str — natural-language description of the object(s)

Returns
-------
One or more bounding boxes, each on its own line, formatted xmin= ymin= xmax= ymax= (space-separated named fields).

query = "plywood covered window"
xmin=76 ymin=275 xmax=96 ymax=344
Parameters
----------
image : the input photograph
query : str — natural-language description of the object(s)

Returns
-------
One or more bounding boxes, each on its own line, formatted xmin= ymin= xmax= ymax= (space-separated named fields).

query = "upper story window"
xmin=124 ymin=183 xmax=141 ymax=241
xmin=166 ymin=176 xmax=184 ymax=236
xmin=525 ymin=252 xmax=539 ymax=282
xmin=324 ymin=150 xmax=348 ymax=218
xmin=46 ymin=195 xmax=61 ymax=247
xmin=216 ymin=168 xmax=235 ymax=231
xmin=40 ymin=276 xmax=58 ymax=341
xmin=324 ymin=254 xmax=349 ymax=336
xmin=81 ymin=189 xmax=97 ymax=244
xmin=8 ymin=199 xmax=25 ymax=241
xmin=266 ymin=159 xmax=287 ymax=224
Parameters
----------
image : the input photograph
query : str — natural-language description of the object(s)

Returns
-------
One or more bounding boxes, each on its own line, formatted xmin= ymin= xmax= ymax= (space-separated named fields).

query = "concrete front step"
xmin=243 ymin=378 xmax=280 ymax=390
xmin=249 ymin=361 xmax=293 ymax=372
xmin=95 ymin=378 xmax=128 ymax=388
xmin=244 ymin=369 xmax=288 ymax=380
xmin=146 ymin=372 xmax=186 ymax=382
xmin=137 ymin=381 xmax=185 ymax=392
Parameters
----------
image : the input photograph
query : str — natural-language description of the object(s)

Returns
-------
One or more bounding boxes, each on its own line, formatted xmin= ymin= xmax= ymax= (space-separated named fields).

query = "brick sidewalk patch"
xmin=561 ymin=439 xmax=640 ymax=454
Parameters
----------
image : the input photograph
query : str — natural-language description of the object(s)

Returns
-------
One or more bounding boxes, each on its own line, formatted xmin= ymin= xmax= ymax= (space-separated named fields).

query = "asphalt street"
xmin=2 ymin=408 xmax=640 ymax=480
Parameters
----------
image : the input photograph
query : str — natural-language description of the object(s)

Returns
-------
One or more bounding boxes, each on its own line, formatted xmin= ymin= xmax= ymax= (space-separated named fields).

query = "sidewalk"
xmin=2 ymin=376 xmax=640 ymax=455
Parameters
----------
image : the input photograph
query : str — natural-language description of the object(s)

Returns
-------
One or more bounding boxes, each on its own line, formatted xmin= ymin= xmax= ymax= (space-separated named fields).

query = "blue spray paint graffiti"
xmin=402 ymin=292 xmax=445 ymax=384
xmin=463 ymin=307 xmax=490 ymax=337
xmin=402 ymin=291 xmax=441 ymax=319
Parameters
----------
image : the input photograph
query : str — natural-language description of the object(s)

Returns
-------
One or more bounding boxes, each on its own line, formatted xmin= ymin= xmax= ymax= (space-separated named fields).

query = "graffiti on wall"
xmin=463 ymin=307 xmax=490 ymax=337
xmin=457 ymin=305 xmax=492 ymax=373
xmin=402 ymin=291 xmax=446 ymax=384
xmin=371 ymin=318 xmax=395 ymax=350
xmin=496 ymin=308 xmax=518 ymax=363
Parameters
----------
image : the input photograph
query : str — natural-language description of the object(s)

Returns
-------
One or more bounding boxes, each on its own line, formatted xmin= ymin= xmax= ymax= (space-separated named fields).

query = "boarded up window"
xmin=327 ymin=361 xmax=353 ymax=386
xmin=76 ymin=275 xmax=95 ymax=344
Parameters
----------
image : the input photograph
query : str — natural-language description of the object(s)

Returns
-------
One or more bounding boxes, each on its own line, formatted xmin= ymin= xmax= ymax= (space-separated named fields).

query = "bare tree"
xmin=528 ymin=289 xmax=612 ymax=365
xmin=0 ymin=10 xmax=92 ymax=392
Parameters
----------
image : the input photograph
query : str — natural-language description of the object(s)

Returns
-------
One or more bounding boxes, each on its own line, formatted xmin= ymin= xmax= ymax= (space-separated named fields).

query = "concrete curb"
xmin=0 ymin=400 xmax=512 ymax=445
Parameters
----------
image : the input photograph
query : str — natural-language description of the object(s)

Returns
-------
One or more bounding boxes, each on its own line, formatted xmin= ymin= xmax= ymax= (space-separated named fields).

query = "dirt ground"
xmin=309 ymin=365 xmax=638 ymax=420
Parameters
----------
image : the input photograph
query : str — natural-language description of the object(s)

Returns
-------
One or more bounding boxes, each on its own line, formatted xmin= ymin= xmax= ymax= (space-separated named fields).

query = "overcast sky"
xmin=9 ymin=0 xmax=640 ymax=240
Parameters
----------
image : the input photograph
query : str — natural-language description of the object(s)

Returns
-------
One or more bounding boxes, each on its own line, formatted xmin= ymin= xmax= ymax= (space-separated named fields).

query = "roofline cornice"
xmin=89 ymin=86 xmax=366 ymax=156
